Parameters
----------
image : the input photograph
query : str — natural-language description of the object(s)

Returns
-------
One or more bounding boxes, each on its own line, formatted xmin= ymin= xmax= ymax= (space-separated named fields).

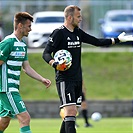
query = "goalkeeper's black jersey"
xmin=43 ymin=25 xmax=118 ymax=82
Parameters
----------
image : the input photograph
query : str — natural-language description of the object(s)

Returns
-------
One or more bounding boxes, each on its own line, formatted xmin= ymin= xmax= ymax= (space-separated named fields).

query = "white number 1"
xmin=67 ymin=93 xmax=71 ymax=101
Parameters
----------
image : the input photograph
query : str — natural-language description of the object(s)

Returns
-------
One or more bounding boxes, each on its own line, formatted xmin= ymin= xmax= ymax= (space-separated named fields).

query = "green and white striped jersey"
xmin=0 ymin=34 xmax=28 ymax=92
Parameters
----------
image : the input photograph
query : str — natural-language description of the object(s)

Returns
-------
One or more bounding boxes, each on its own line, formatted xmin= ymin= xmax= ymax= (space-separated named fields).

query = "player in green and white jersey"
xmin=0 ymin=12 xmax=51 ymax=133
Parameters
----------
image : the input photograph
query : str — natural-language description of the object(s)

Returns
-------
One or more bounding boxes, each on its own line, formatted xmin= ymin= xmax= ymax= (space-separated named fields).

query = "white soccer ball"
xmin=91 ymin=112 xmax=102 ymax=121
xmin=54 ymin=49 xmax=72 ymax=70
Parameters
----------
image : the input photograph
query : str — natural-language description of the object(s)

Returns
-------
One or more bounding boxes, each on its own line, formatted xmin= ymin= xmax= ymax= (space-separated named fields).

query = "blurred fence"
xmin=0 ymin=0 xmax=132 ymax=36
xmin=25 ymin=100 xmax=132 ymax=118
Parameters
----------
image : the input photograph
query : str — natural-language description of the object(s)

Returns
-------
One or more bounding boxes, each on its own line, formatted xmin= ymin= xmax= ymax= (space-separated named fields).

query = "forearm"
xmin=42 ymin=52 xmax=53 ymax=63
xmin=24 ymin=67 xmax=44 ymax=82
xmin=81 ymin=30 xmax=120 ymax=46
xmin=42 ymin=47 xmax=55 ymax=67
xmin=98 ymin=38 xmax=120 ymax=46
xmin=86 ymin=37 xmax=119 ymax=47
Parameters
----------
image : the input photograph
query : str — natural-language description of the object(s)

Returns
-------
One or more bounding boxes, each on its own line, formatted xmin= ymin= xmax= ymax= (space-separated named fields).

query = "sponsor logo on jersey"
xmin=68 ymin=41 xmax=80 ymax=48
xmin=68 ymin=41 xmax=80 ymax=45
xmin=67 ymin=35 xmax=81 ymax=48
xmin=10 ymin=52 xmax=25 ymax=58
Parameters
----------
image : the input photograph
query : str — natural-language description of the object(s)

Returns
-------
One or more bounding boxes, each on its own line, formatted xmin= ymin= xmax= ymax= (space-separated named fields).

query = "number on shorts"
xmin=67 ymin=93 xmax=71 ymax=101
xmin=19 ymin=101 xmax=26 ymax=109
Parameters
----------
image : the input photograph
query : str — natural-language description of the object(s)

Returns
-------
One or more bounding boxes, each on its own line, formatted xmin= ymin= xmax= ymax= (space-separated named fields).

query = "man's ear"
xmin=68 ymin=15 xmax=72 ymax=21
xmin=18 ymin=23 xmax=23 ymax=29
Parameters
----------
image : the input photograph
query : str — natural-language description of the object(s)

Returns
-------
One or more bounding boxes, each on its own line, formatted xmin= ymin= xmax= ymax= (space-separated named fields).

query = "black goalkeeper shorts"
xmin=56 ymin=80 xmax=82 ymax=108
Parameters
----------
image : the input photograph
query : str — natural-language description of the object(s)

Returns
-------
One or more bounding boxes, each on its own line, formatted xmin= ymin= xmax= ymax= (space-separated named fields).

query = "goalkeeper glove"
xmin=118 ymin=32 xmax=133 ymax=42
xmin=52 ymin=60 xmax=72 ymax=71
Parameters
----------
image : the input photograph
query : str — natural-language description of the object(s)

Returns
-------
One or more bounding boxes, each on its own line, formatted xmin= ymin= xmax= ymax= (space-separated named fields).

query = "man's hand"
xmin=42 ymin=78 xmax=51 ymax=88
xmin=53 ymin=60 xmax=72 ymax=71
xmin=118 ymin=32 xmax=133 ymax=42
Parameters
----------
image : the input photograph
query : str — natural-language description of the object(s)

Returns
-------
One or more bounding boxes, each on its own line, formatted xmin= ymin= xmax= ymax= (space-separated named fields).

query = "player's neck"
xmin=13 ymin=30 xmax=23 ymax=41
xmin=64 ymin=23 xmax=74 ymax=32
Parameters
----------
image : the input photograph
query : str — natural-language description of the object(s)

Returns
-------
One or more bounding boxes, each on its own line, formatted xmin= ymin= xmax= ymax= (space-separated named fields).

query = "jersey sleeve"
xmin=0 ymin=39 xmax=13 ymax=62
xmin=48 ymin=29 xmax=63 ymax=48
xmin=79 ymin=29 xmax=119 ymax=47
xmin=42 ymin=29 xmax=63 ymax=63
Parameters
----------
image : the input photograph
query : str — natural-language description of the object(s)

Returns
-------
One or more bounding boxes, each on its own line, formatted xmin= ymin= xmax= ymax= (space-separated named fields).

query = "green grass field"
xmin=19 ymin=52 xmax=132 ymax=100
xmin=5 ymin=118 xmax=132 ymax=133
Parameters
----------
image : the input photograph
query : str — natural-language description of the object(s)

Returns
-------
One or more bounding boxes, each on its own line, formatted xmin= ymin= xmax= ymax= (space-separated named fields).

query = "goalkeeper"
xmin=42 ymin=5 xmax=133 ymax=133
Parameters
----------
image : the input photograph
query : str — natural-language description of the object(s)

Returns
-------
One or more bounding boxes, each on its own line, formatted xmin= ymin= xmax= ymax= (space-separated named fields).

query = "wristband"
xmin=111 ymin=38 xmax=115 ymax=44
xmin=52 ymin=62 xmax=58 ymax=69
xmin=111 ymin=38 xmax=120 ymax=44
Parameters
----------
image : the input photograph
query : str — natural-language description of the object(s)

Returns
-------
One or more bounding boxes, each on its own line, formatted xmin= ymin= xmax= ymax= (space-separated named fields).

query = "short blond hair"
xmin=64 ymin=5 xmax=81 ymax=18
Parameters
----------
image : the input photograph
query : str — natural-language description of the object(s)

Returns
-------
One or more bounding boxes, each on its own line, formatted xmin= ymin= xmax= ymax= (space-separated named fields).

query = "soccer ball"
xmin=54 ymin=49 xmax=72 ymax=68
xmin=91 ymin=112 xmax=102 ymax=121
